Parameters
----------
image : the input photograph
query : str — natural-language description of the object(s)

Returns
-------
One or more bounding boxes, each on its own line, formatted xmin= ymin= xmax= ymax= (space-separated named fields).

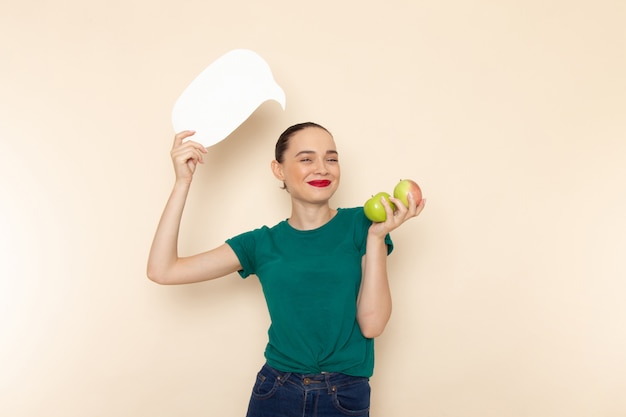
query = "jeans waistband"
xmin=262 ymin=363 xmax=368 ymax=392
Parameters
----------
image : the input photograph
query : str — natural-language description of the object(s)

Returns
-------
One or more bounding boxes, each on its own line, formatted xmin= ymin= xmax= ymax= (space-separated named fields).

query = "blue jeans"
xmin=245 ymin=363 xmax=371 ymax=417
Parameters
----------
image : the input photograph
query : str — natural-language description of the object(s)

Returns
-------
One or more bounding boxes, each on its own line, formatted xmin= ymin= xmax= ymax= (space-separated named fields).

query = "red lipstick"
xmin=308 ymin=180 xmax=331 ymax=187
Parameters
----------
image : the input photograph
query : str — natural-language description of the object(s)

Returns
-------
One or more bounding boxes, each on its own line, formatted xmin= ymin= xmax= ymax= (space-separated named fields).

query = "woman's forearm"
xmin=356 ymin=234 xmax=392 ymax=339
xmin=146 ymin=180 xmax=191 ymax=283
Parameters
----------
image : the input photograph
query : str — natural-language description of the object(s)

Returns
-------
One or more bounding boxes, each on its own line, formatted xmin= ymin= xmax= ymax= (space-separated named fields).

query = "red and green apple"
xmin=393 ymin=179 xmax=422 ymax=207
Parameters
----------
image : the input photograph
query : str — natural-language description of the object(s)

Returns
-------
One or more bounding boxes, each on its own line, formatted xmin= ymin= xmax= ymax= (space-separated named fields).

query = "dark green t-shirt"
xmin=226 ymin=207 xmax=393 ymax=377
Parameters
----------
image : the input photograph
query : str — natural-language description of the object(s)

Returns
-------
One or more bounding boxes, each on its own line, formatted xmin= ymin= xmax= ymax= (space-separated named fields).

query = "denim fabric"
xmin=246 ymin=363 xmax=371 ymax=417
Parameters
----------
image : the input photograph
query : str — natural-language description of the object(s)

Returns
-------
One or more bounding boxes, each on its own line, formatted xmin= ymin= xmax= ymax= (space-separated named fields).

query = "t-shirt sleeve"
xmin=225 ymin=229 xmax=259 ymax=279
xmin=355 ymin=207 xmax=394 ymax=256
xmin=385 ymin=233 xmax=394 ymax=255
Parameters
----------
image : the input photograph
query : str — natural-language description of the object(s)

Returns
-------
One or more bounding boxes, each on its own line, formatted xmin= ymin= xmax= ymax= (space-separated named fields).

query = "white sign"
xmin=172 ymin=49 xmax=286 ymax=147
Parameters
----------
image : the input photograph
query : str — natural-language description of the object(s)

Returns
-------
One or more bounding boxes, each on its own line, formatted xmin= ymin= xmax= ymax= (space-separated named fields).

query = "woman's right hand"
xmin=170 ymin=130 xmax=208 ymax=184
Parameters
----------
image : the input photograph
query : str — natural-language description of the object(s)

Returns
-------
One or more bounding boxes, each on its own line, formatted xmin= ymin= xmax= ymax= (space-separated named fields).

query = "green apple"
xmin=393 ymin=179 xmax=422 ymax=207
xmin=364 ymin=192 xmax=396 ymax=222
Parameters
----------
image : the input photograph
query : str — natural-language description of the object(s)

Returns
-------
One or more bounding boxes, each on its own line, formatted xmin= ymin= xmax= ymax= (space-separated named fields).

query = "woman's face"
xmin=272 ymin=127 xmax=341 ymax=204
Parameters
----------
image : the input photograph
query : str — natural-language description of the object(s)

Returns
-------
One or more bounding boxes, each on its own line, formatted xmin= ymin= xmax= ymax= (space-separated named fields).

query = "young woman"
xmin=147 ymin=122 xmax=425 ymax=417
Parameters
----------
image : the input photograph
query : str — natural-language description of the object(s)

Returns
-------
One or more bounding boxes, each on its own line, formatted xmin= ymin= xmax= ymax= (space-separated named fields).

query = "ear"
xmin=271 ymin=160 xmax=284 ymax=181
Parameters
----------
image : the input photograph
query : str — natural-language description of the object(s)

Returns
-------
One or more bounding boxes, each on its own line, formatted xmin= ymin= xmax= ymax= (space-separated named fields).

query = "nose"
xmin=315 ymin=160 xmax=329 ymax=174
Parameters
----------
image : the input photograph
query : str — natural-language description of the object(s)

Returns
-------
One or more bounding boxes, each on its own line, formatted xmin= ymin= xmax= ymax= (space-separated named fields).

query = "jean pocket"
xmin=250 ymin=369 xmax=279 ymax=400
xmin=331 ymin=378 xmax=371 ymax=416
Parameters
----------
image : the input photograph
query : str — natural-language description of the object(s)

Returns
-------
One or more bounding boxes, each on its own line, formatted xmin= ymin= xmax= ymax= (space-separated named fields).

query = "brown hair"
xmin=274 ymin=122 xmax=331 ymax=163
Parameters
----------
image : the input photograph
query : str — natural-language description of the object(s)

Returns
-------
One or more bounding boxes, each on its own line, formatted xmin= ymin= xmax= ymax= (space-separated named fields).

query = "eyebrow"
xmin=294 ymin=150 xmax=339 ymax=157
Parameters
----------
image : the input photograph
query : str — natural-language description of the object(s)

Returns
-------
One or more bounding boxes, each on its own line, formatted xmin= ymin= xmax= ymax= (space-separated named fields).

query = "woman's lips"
xmin=308 ymin=180 xmax=331 ymax=187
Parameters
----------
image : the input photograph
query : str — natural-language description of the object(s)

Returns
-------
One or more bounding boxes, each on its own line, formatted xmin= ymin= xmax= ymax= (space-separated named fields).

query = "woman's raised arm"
xmin=146 ymin=131 xmax=241 ymax=285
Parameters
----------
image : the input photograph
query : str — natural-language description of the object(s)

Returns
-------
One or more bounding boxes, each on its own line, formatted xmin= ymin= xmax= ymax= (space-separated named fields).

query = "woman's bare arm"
xmin=357 ymin=193 xmax=425 ymax=338
xmin=146 ymin=131 xmax=242 ymax=285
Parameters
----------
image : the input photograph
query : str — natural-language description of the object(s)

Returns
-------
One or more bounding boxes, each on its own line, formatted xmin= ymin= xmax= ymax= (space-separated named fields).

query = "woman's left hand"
xmin=368 ymin=193 xmax=426 ymax=237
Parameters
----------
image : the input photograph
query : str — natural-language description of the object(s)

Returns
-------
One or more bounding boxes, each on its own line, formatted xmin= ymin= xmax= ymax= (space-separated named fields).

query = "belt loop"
xmin=276 ymin=371 xmax=291 ymax=386
xmin=325 ymin=373 xmax=336 ymax=394
xmin=266 ymin=363 xmax=290 ymax=386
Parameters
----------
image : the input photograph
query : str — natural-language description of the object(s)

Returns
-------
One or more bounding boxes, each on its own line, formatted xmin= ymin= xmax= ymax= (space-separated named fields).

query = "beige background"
xmin=1 ymin=0 xmax=625 ymax=416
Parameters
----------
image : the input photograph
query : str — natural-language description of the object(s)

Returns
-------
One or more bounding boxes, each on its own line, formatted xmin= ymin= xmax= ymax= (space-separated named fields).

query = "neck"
xmin=288 ymin=202 xmax=336 ymax=230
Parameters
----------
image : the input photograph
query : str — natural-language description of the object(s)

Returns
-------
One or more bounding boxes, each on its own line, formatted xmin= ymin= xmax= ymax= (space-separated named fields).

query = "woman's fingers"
xmin=173 ymin=130 xmax=196 ymax=147
xmin=382 ymin=196 xmax=406 ymax=227
xmin=414 ymin=196 xmax=426 ymax=217
xmin=173 ymin=131 xmax=207 ymax=153
xmin=403 ymin=192 xmax=426 ymax=218
xmin=369 ymin=193 xmax=426 ymax=237
xmin=385 ymin=193 xmax=426 ymax=226
xmin=170 ymin=131 xmax=208 ymax=182
xmin=172 ymin=131 xmax=207 ymax=158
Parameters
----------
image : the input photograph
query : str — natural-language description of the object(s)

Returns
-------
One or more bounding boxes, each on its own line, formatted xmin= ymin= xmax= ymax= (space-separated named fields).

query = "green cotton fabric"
xmin=226 ymin=207 xmax=393 ymax=378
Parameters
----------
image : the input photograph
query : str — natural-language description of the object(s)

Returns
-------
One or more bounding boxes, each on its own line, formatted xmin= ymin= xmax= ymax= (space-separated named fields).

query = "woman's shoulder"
xmin=337 ymin=206 xmax=367 ymax=219
xmin=336 ymin=207 xmax=371 ymax=231
xmin=228 ymin=222 xmax=278 ymax=242
xmin=338 ymin=206 xmax=364 ymax=213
